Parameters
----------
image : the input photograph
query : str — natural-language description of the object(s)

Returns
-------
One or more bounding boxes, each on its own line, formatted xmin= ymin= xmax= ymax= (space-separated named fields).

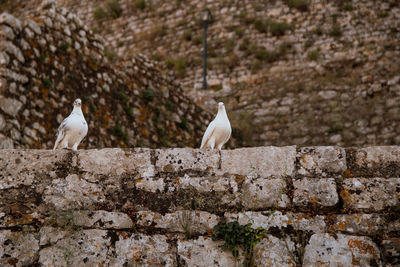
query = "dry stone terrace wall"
xmin=0 ymin=2 xmax=213 ymax=150
xmin=52 ymin=0 xmax=400 ymax=148
xmin=0 ymin=146 xmax=400 ymax=266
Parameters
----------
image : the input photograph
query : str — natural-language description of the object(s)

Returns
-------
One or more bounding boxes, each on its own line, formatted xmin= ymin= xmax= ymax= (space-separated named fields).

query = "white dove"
xmin=53 ymin=98 xmax=88 ymax=151
xmin=200 ymin=102 xmax=231 ymax=150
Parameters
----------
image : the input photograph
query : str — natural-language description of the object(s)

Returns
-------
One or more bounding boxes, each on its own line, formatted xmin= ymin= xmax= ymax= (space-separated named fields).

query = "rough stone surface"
xmin=254 ymin=235 xmax=296 ymax=267
xmin=348 ymin=146 xmax=400 ymax=177
xmin=297 ymin=146 xmax=347 ymax=177
xmin=0 ymin=146 xmax=398 ymax=265
xmin=221 ymin=146 xmax=296 ymax=177
xmin=0 ymin=230 xmax=39 ymax=266
xmin=341 ymin=178 xmax=400 ymax=210
xmin=43 ymin=174 xmax=106 ymax=210
xmin=38 ymin=229 xmax=110 ymax=266
xmin=177 ymin=236 xmax=237 ymax=267
xmin=225 ymin=211 xmax=327 ymax=233
xmin=113 ymin=233 xmax=176 ymax=266
xmin=137 ymin=210 xmax=219 ymax=235
xmin=0 ymin=97 xmax=23 ymax=117
xmin=72 ymin=210 xmax=134 ymax=229
xmin=303 ymin=234 xmax=381 ymax=266
xmin=331 ymin=214 xmax=386 ymax=235
xmin=293 ymin=178 xmax=339 ymax=207
xmin=381 ymin=238 xmax=400 ymax=266
xmin=78 ymin=148 xmax=154 ymax=177
xmin=241 ymin=177 xmax=289 ymax=209
xmin=155 ymin=148 xmax=219 ymax=173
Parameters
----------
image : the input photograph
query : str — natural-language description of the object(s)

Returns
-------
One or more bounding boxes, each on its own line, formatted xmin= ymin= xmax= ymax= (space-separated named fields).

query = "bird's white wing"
xmin=222 ymin=126 xmax=232 ymax=145
xmin=53 ymin=116 xmax=70 ymax=150
xmin=200 ymin=120 xmax=216 ymax=149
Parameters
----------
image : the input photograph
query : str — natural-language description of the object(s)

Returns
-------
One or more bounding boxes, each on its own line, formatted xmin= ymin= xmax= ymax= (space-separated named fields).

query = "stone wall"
xmin=0 ymin=2 xmax=213 ymax=149
xmin=47 ymin=0 xmax=400 ymax=147
xmin=1 ymin=146 xmax=399 ymax=266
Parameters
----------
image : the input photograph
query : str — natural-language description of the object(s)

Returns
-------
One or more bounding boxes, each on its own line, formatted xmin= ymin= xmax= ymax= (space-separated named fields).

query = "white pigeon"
xmin=53 ymin=98 xmax=88 ymax=151
xmin=200 ymin=102 xmax=231 ymax=150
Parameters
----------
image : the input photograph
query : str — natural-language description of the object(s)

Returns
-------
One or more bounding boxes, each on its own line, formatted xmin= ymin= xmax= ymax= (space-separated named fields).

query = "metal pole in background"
xmin=202 ymin=20 xmax=207 ymax=90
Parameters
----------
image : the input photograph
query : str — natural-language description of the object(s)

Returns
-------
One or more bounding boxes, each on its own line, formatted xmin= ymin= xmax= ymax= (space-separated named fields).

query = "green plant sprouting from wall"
xmin=212 ymin=221 xmax=267 ymax=267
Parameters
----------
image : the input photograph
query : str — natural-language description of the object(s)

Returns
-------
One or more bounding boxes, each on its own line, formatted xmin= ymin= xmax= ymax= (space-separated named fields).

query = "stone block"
xmin=39 ymin=229 xmax=110 ymax=266
xmin=241 ymin=178 xmax=289 ymax=209
xmin=303 ymin=234 xmax=381 ymax=266
xmin=341 ymin=178 xmax=400 ymax=210
xmin=254 ymin=235 xmax=296 ymax=267
xmin=72 ymin=210 xmax=133 ymax=229
xmin=330 ymin=214 xmax=386 ymax=235
xmin=293 ymin=178 xmax=338 ymax=207
xmin=135 ymin=177 xmax=165 ymax=193
xmin=225 ymin=211 xmax=326 ymax=233
xmin=221 ymin=146 xmax=296 ymax=177
xmin=381 ymin=238 xmax=400 ymax=266
xmin=43 ymin=174 xmax=106 ymax=210
xmin=297 ymin=146 xmax=347 ymax=177
xmin=0 ymin=230 xmax=39 ymax=266
xmin=347 ymin=146 xmax=400 ymax=177
xmin=78 ymin=148 xmax=154 ymax=177
xmin=113 ymin=233 xmax=176 ymax=266
xmin=177 ymin=236 xmax=237 ymax=267
xmin=136 ymin=210 xmax=219 ymax=234
xmin=155 ymin=148 xmax=219 ymax=173
xmin=176 ymin=174 xmax=238 ymax=192
xmin=0 ymin=149 xmax=69 ymax=189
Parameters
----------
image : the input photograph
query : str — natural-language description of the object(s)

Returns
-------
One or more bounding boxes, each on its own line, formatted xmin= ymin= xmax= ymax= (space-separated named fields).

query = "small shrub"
xmin=133 ymin=0 xmax=146 ymax=10
xmin=250 ymin=59 xmax=262 ymax=73
xmin=59 ymin=41 xmax=69 ymax=52
xmin=124 ymin=105 xmax=134 ymax=118
xmin=270 ymin=21 xmax=291 ymax=36
xmin=104 ymin=45 xmax=117 ymax=62
xmin=278 ymin=42 xmax=291 ymax=56
xmin=234 ymin=27 xmax=244 ymax=37
xmin=42 ymin=78 xmax=52 ymax=88
xmin=192 ymin=34 xmax=202 ymax=45
xmin=307 ymin=49 xmax=319 ymax=61
xmin=106 ymin=0 xmax=122 ymax=18
xmin=287 ymin=0 xmax=309 ymax=11
xmin=224 ymin=38 xmax=235 ymax=54
xmin=329 ymin=25 xmax=342 ymax=37
xmin=212 ymin=221 xmax=267 ymax=267
xmin=182 ymin=30 xmax=192 ymax=41
xmin=113 ymin=124 xmax=128 ymax=144
xmin=343 ymin=3 xmax=353 ymax=11
xmin=304 ymin=39 xmax=314 ymax=49
xmin=165 ymin=57 xmax=187 ymax=77
xmin=254 ymin=47 xmax=279 ymax=62
xmin=178 ymin=119 xmax=188 ymax=130
xmin=142 ymin=89 xmax=154 ymax=103
xmin=378 ymin=11 xmax=389 ymax=18
xmin=178 ymin=211 xmax=193 ymax=239
xmin=93 ymin=6 xmax=107 ymax=20
xmin=314 ymin=25 xmax=323 ymax=36
xmin=116 ymin=92 xmax=128 ymax=101
xmin=224 ymin=54 xmax=239 ymax=69
xmin=165 ymin=101 xmax=174 ymax=111
xmin=117 ymin=40 xmax=124 ymax=47
xmin=253 ymin=19 xmax=267 ymax=33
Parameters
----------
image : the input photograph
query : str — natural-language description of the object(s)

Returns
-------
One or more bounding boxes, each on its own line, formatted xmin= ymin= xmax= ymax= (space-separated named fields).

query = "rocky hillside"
xmin=46 ymin=0 xmax=400 ymax=147
xmin=0 ymin=1 xmax=213 ymax=149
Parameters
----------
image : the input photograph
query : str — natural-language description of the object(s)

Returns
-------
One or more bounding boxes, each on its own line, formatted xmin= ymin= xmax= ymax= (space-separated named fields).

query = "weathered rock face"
xmin=0 ymin=3 xmax=213 ymax=150
xmin=1 ymin=146 xmax=399 ymax=266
